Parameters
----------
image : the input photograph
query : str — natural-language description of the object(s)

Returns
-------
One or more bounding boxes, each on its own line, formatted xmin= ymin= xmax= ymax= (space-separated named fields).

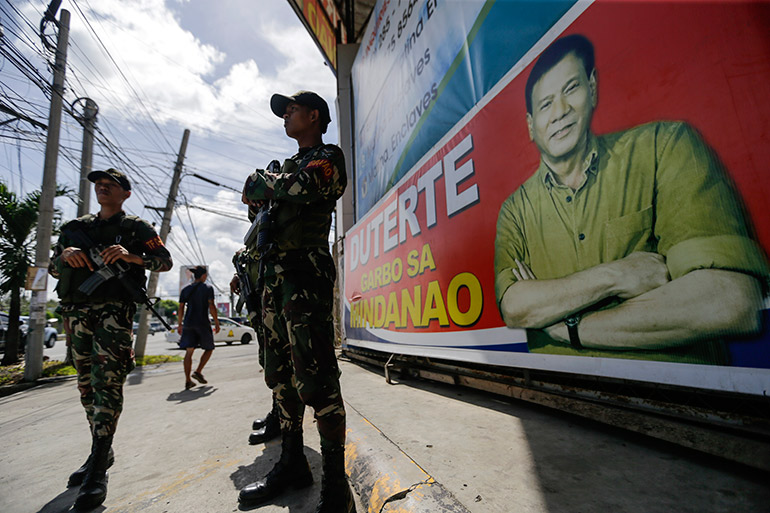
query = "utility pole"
xmin=75 ymin=98 xmax=98 ymax=216
xmin=25 ymin=8 xmax=70 ymax=382
xmin=134 ymin=129 xmax=190 ymax=359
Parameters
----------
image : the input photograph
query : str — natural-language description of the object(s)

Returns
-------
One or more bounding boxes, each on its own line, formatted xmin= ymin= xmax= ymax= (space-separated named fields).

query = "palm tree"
xmin=0 ymin=181 xmax=66 ymax=365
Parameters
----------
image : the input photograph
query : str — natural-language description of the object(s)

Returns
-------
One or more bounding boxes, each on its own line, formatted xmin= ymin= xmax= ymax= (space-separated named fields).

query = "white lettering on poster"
xmin=444 ymin=133 xmax=479 ymax=217
xmin=350 ymin=133 xmax=478 ymax=271
xmin=383 ymin=199 xmax=399 ymax=252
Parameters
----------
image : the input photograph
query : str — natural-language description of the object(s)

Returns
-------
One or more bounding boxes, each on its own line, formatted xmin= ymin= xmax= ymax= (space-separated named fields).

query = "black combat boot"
xmin=74 ymin=435 xmax=113 ymax=510
xmin=252 ymin=412 xmax=270 ymax=431
xmin=316 ymin=445 xmax=356 ymax=513
xmin=68 ymin=441 xmax=115 ymax=487
xmin=238 ymin=431 xmax=313 ymax=506
xmin=252 ymin=396 xmax=279 ymax=430
xmin=249 ymin=407 xmax=280 ymax=445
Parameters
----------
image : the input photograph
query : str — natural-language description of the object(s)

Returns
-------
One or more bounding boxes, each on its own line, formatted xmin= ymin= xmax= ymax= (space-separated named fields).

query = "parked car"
xmin=132 ymin=320 xmax=169 ymax=335
xmin=229 ymin=316 xmax=250 ymax=326
xmin=19 ymin=316 xmax=60 ymax=348
xmin=0 ymin=312 xmax=25 ymax=352
xmin=0 ymin=313 xmax=58 ymax=351
xmin=148 ymin=321 xmax=166 ymax=334
xmin=165 ymin=317 xmax=255 ymax=346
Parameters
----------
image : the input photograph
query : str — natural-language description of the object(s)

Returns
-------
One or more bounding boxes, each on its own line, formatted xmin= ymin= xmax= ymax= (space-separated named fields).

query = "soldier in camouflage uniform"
xmin=237 ymin=91 xmax=355 ymax=513
xmin=230 ymin=242 xmax=280 ymax=445
xmin=49 ymin=168 xmax=172 ymax=510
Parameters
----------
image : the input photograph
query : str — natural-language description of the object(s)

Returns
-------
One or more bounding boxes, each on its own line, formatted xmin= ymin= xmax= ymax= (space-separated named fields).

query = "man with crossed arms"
xmin=495 ymin=34 xmax=768 ymax=363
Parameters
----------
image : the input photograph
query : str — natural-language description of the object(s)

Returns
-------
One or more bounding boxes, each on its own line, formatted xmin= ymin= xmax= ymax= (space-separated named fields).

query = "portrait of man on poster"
xmin=494 ymin=34 xmax=768 ymax=364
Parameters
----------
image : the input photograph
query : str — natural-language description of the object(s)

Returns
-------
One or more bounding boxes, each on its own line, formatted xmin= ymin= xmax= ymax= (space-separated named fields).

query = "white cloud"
xmin=72 ymin=0 xmax=337 ymax=302
xmin=67 ymin=0 xmax=223 ymax=123
xmin=156 ymin=189 xmax=249 ymax=302
xmin=65 ymin=0 xmax=336 ymax=144
xmin=12 ymin=0 xmax=338 ymax=307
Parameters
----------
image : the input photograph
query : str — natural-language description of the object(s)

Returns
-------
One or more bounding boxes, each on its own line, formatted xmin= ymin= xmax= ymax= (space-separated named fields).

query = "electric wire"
xmin=2 ymin=0 xmax=272 ymax=302
xmin=69 ymin=0 xmax=175 ymax=153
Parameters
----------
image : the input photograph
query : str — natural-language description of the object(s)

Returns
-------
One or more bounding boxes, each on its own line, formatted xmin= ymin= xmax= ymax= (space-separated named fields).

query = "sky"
xmin=0 ymin=0 xmax=338 ymax=310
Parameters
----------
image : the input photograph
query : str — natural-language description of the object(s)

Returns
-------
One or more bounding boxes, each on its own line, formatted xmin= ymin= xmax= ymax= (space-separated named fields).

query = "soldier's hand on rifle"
xmin=242 ymin=176 xmax=267 ymax=208
xmin=100 ymin=244 xmax=142 ymax=265
xmin=242 ymin=193 xmax=265 ymax=209
xmin=230 ymin=274 xmax=241 ymax=294
xmin=62 ymin=247 xmax=94 ymax=270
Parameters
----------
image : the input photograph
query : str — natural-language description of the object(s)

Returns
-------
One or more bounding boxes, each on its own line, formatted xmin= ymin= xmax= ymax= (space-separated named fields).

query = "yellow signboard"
xmin=288 ymin=0 xmax=344 ymax=73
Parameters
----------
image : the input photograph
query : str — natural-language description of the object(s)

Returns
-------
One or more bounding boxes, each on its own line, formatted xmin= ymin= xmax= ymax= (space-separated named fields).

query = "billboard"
xmin=345 ymin=0 xmax=770 ymax=395
xmin=287 ymin=0 xmax=347 ymax=73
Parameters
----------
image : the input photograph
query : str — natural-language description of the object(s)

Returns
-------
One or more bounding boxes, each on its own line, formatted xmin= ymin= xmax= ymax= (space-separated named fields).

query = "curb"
xmin=345 ymin=405 xmax=470 ymax=513
xmin=0 ymin=374 xmax=76 ymax=398
xmin=0 ymin=359 xmax=177 ymax=399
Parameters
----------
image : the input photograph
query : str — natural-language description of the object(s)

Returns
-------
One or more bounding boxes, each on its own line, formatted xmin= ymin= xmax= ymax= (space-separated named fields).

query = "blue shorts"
xmin=178 ymin=325 xmax=215 ymax=350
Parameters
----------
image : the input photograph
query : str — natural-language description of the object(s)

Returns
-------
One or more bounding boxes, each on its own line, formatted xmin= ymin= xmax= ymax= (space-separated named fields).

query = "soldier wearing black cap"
xmin=49 ymin=168 xmax=172 ymax=510
xmin=238 ymin=91 xmax=355 ymax=512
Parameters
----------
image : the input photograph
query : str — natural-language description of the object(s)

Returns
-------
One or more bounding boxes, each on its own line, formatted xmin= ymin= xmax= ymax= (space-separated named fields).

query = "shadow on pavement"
xmin=166 ymin=385 xmax=216 ymax=403
xmin=34 ymin=486 xmax=85 ymax=513
xmin=230 ymin=441 xmax=322 ymax=512
xmin=126 ymin=365 xmax=144 ymax=386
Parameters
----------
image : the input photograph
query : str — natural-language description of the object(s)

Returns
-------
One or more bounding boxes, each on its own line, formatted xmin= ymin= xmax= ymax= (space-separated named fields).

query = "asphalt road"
xmin=0 ymin=330 xmax=184 ymax=363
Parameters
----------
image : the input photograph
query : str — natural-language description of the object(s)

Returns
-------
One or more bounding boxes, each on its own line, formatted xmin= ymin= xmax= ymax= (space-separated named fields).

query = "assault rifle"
xmin=63 ymin=228 xmax=172 ymax=331
xmin=243 ymin=160 xmax=280 ymax=248
xmin=234 ymin=252 xmax=260 ymax=319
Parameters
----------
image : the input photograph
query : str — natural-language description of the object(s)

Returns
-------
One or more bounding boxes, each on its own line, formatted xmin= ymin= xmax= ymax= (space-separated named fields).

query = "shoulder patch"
xmin=145 ymin=235 xmax=165 ymax=250
xmin=305 ymin=158 xmax=335 ymax=183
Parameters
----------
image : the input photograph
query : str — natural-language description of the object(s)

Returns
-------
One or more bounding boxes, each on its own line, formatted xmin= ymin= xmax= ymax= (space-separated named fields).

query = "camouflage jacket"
xmin=243 ymin=143 xmax=346 ymax=259
xmin=49 ymin=211 xmax=172 ymax=304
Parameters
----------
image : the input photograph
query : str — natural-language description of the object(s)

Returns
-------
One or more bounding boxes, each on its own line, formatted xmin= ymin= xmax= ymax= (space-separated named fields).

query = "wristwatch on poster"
xmin=564 ymin=314 xmax=583 ymax=349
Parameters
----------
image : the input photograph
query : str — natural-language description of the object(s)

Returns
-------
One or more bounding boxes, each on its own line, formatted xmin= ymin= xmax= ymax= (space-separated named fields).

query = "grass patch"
xmin=0 ymin=354 xmax=182 ymax=386
xmin=0 ymin=360 xmax=76 ymax=385
xmin=43 ymin=360 xmax=78 ymax=377
xmin=135 ymin=354 xmax=182 ymax=366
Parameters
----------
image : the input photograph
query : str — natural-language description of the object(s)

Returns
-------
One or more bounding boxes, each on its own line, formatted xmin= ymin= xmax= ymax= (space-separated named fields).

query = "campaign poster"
xmin=344 ymin=0 xmax=770 ymax=395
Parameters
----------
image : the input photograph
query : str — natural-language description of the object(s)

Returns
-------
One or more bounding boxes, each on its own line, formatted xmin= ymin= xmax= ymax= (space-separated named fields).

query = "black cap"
xmin=270 ymin=91 xmax=331 ymax=132
xmin=87 ymin=168 xmax=131 ymax=191
xmin=191 ymin=266 xmax=207 ymax=279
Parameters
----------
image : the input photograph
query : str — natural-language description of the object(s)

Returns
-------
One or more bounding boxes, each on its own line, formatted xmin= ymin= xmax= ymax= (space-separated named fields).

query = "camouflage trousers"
xmin=242 ymin=256 xmax=277 ymax=415
xmin=261 ymin=252 xmax=346 ymax=451
xmin=246 ymin=295 xmax=279 ymax=415
xmin=62 ymin=301 xmax=136 ymax=437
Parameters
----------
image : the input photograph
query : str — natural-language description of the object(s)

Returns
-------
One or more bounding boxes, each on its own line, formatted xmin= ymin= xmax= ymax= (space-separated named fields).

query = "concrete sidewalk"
xmin=1 ymin=343 xmax=768 ymax=513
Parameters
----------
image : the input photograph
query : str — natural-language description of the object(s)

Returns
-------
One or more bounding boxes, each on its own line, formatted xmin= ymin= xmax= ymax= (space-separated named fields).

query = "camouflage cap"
xmin=87 ymin=168 xmax=131 ymax=191
xmin=270 ymin=91 xmax=331 ymax=130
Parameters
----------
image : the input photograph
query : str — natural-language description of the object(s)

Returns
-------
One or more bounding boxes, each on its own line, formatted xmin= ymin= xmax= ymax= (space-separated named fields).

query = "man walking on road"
xmin=178 ymin=265 xmax=220 ymax=390
xmin=49 ymin=168 xmax=172 ymax=510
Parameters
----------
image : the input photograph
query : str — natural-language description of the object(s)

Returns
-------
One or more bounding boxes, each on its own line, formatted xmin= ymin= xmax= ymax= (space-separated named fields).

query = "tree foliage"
xmin=0 ymin=183 xmax=42 ymax=293
xmin=158 ymin=299 xmax=179 ymax=322
xmin=0 ymin=182 xmax=68 ymax=365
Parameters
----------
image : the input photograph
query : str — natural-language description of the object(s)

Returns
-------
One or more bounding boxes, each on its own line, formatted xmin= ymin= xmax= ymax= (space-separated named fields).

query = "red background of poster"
xmin=345 ymin=1 xmax=770 ymax=334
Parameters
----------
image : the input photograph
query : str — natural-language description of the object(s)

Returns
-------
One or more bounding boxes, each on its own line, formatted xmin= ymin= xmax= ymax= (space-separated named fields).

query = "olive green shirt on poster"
xmin=494 ymin=121 xmax=769 ymax=364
